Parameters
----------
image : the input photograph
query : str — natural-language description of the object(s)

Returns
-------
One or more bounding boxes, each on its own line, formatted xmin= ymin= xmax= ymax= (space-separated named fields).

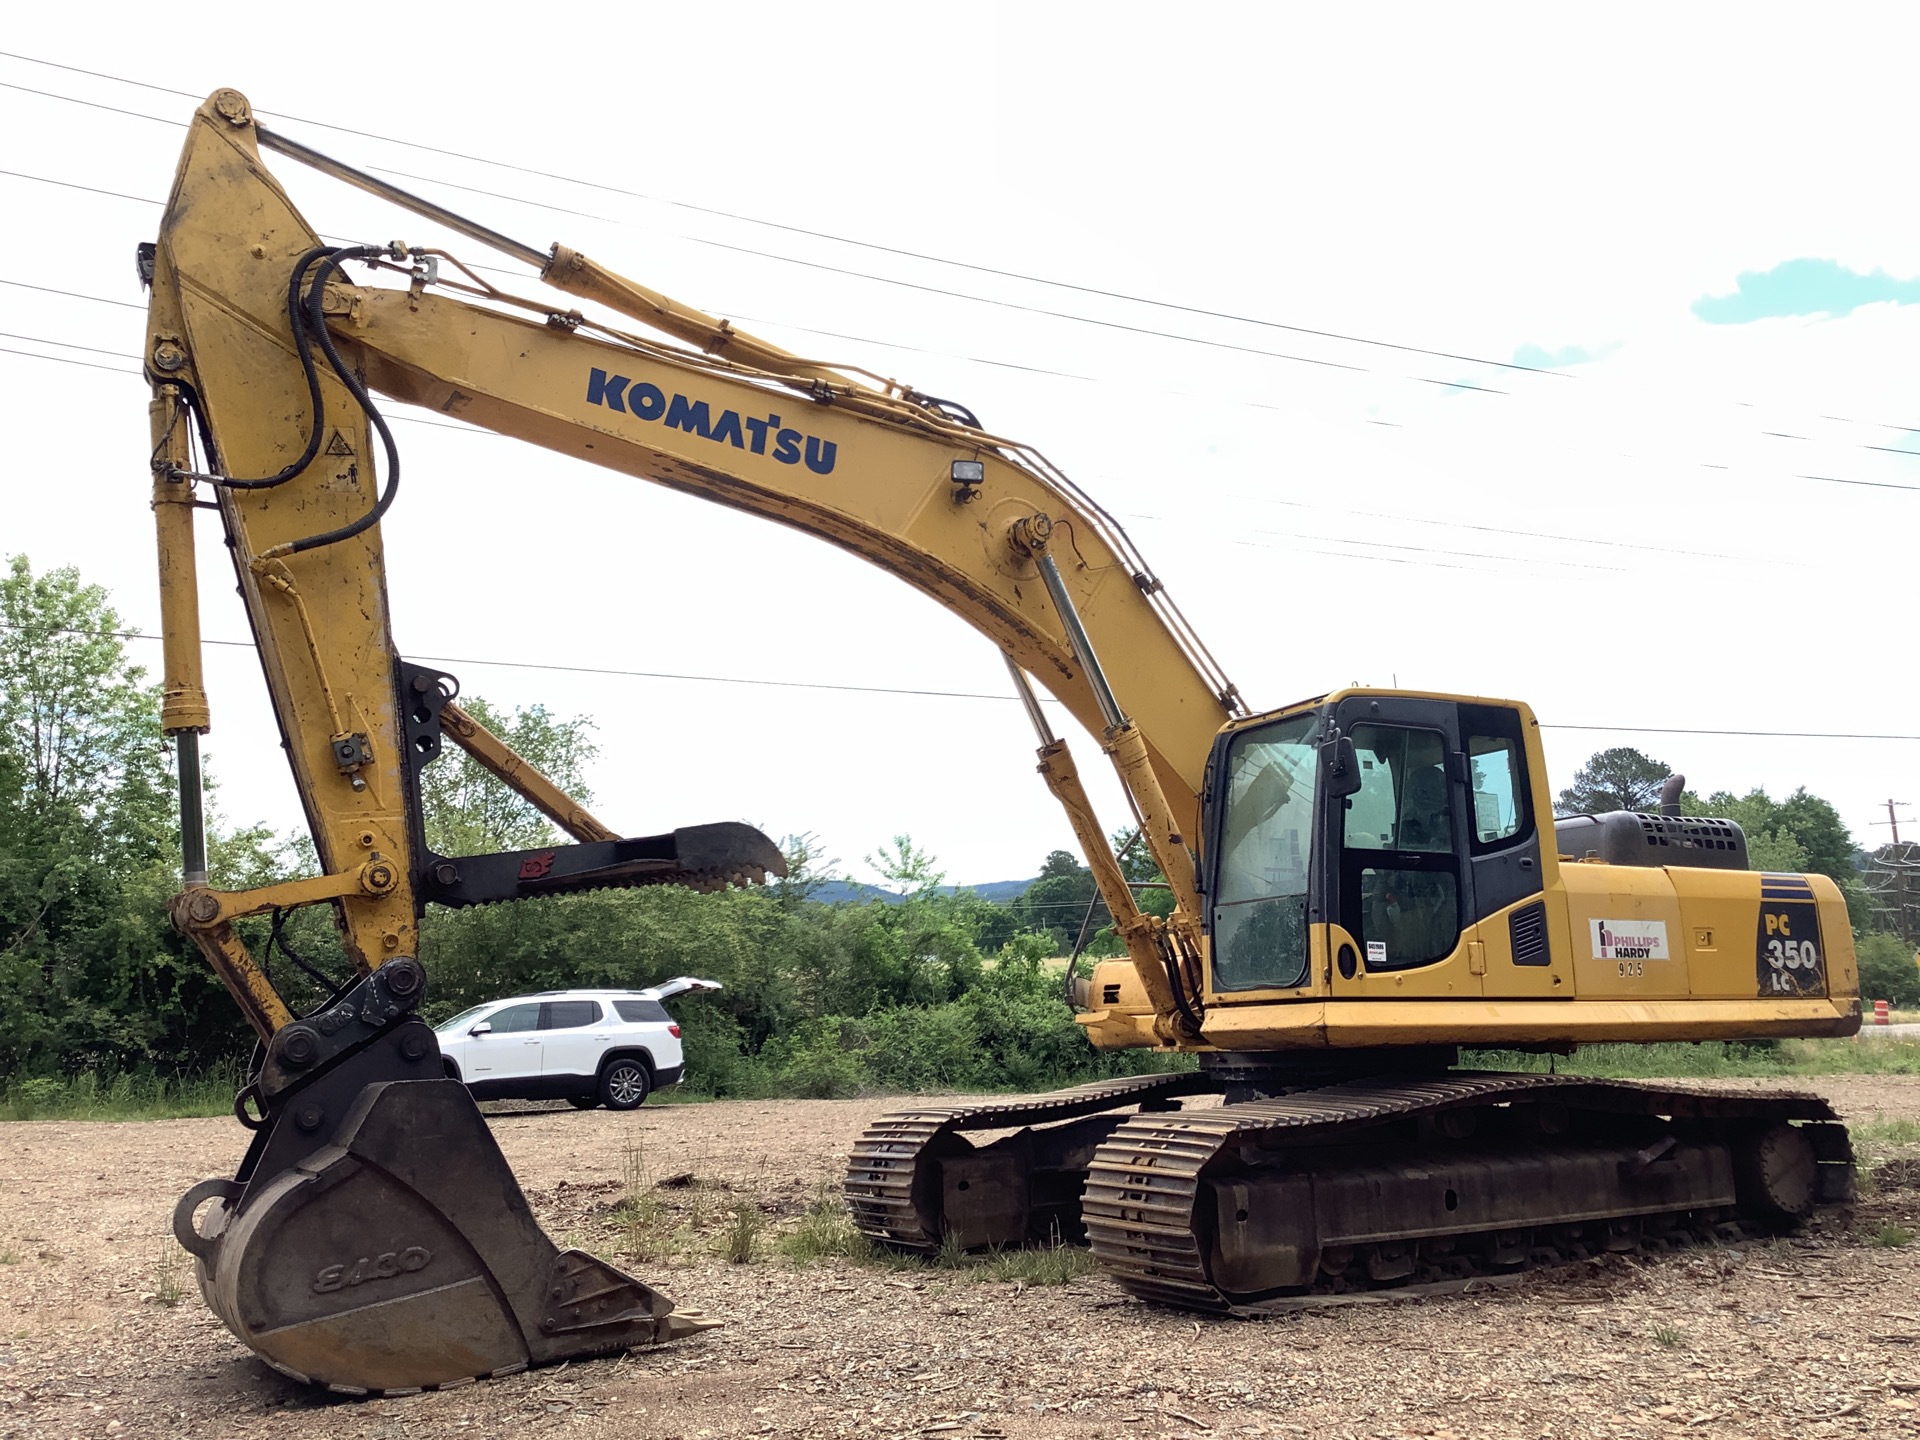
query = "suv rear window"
xmin=542 ymin=1000 xmax=601 ymax=1029
xmin=614 ymin=999 xmax=670 ymax=1024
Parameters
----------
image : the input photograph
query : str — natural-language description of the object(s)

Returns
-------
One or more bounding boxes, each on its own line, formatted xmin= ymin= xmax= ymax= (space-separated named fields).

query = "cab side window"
xmin=1468 ymin=736 xmax=1523 ymax=844
xmin=1458 ymin=703 xmax=1535 ymax=854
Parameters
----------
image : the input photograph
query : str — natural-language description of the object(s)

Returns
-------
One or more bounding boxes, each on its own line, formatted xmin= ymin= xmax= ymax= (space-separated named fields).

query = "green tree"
xmin=1557 ymin=747 xmax=1672 ymax=816
xmin=421 ymin=697 xmax=598 ymax=855
xmin=0 ymin=557 xmax=194 ymax=1072
xmin=1114 ymin=826 xmax=1178 ymax=924
xmin=1013 ymin=851 xmax=1110 ymax=954
xmin=840 ymin=836 xmax=987 ymax=1007
xmin=1686 ymin=785 xmax=1870 ymax=930
xmin=1855 ymin=932 xmax=1920 ymax=1009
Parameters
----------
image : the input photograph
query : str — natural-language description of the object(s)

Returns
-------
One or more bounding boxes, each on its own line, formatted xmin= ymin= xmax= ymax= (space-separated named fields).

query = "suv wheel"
xmin=600 ymin=1058 xmax=651 ymax=1111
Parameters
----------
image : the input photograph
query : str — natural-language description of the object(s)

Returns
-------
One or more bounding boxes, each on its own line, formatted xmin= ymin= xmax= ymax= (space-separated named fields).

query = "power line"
xmin=0 ymin=49 xmax=1577 ymax=379
xmin=0 ymin=330 xmax=140 ymax=360
xmin=19 ymin=625 xmax=1915 ymax=743
xmin=8 ymin=258 xmax=1902 ymax=524
xmin=0 ymin=108 xmax=1469 ymax=395
xmin=686 ymin=236 xmax=1464 ymax=387
xmin=0 ymin=344 xmax=137 ymax=375
xmin=73 ymin=628 xmax=1061 ymax=704
xmin=0 ymin=78 xmax=180 ymax=128
xmin=363 ymin=164 xmax=609 ymax=224
xmin=0 ymin=276 xmax=143 ymax=309
xmin=0 ymin=49 xmax=201 ymax=102
xmin=10 ymin=61 xmax=1920 ymax=451
xmin=0 ymin=165 xmax=156 ymax=206
xmin=4 ymin=330 xmax=1917 ymax=585
xmin=1541 ymin=723 xmax=1920 ymax=742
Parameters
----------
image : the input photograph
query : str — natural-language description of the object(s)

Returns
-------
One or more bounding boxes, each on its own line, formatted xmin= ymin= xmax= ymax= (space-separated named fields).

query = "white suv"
xmin=433 ymin=977 xmax=720 ymax=1110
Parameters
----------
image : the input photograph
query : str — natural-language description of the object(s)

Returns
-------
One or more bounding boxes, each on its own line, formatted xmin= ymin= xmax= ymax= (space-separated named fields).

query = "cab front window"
xmin=1211 ymin=714 xmax=1318 ymax=991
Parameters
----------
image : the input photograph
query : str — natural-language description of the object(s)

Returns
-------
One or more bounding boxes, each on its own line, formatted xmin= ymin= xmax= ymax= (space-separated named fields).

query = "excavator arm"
xmin=146 ymin=89 xmax=1242 ymax=1393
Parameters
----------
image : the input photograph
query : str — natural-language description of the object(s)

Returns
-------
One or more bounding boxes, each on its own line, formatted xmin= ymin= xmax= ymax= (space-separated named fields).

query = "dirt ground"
xmin=6 ymin=1081 xmax=1920 ymax=1440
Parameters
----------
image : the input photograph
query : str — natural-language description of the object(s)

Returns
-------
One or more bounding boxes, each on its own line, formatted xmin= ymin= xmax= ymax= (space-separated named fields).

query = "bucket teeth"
xmin=657 ymin=1309 xmax=723 ymax=1341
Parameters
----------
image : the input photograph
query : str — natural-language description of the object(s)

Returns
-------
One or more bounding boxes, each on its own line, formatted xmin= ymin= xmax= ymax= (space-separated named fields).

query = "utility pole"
xmin=1868 ymin=801 xmax=1920 ymax=944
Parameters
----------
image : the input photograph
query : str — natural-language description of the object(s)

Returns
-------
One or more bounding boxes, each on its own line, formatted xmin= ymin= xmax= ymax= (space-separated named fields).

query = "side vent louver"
xmin=1510 ymin=901 xmax=1550 ymax=967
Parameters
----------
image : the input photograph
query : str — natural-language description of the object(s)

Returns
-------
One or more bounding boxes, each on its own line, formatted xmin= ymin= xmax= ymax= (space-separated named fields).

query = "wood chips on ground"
xmin=5 ymin=1079 xmax=1920 ymax=1439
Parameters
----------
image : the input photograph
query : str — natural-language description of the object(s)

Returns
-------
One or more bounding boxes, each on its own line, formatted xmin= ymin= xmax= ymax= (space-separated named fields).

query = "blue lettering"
xmin=629 ymin=382 xmax=666 ymax=421
xmin=587 ymin=370 xmax=839 ymax=471
xmin=711 ymin=409 xmax=746 ymax=449
xmin=586 ymin=368 xmax=629 ymax=413
xmin=665 ymin=394 xmax=712 ymax=438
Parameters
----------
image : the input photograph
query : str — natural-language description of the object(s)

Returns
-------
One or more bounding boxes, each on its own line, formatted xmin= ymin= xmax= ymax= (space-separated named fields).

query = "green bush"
xmin=761 ymin=1018 xmax=871 ymax=1099
xmin=861 ymin=1005 xmax=985 ymax=1091
xmin=674 ymin=1006 xmax=762 ymax=1098
xmin=1857 ymin=932 xmax=1920 ymax=1010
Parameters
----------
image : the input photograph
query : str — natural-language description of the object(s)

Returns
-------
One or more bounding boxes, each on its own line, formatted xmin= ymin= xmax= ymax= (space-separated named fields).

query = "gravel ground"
xmin=5 ymin=1080 xmax=1920 ymax=1440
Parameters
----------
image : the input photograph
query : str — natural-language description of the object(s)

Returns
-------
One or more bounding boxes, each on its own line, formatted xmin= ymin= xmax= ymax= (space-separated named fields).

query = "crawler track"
xmin=848 ymin=1071 xmax=1854 ymax=1313
xmin=1083 ymin=1073 xmax=1850 ymax=1313
xmin=844 ymin=1071 xmax=1216 ymax=1252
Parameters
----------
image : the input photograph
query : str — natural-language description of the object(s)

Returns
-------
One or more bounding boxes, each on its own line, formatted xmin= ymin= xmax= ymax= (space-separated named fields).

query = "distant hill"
xmin=808 ymin=878 xmax=1033 ymax=906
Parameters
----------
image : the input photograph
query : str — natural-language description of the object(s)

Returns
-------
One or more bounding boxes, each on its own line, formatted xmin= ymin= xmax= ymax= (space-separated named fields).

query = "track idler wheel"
xmin=1733 ymin=1122 xmax=1819 ymax=1223
xmin=174 ymin=1076 xmax=712 ymax=1393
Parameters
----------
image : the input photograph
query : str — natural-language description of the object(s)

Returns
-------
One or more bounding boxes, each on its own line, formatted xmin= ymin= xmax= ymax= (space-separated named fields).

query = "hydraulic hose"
xmin=272 ymin=245 xmax=403 ymax=556
xmin=174 ymin=244 xmax=402 ymax=556
xmin=178 ymin=245 xmax=334 ymax=490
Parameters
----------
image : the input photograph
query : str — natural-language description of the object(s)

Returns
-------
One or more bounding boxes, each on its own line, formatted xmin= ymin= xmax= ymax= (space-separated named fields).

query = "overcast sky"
xmin=4 ymin=6 xmax=1918 ymax=885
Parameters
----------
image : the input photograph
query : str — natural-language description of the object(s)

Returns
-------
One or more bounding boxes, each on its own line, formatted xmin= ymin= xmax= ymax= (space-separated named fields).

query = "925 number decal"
xmin=312 ymin=1245 xmax=432 ymax=1293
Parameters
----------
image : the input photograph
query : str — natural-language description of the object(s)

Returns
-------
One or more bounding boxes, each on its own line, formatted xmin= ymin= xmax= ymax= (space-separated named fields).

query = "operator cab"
xmin=1203 ymin=692 xmax=1544 ymax=994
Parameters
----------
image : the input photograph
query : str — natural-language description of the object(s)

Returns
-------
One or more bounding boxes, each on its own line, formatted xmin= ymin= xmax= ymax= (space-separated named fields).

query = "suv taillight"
xmin=668 ymin=1023 xmax=681 ymax=1038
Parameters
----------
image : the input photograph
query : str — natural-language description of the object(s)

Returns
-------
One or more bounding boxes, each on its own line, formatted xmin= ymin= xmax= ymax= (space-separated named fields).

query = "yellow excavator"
xmin=145 ymin=90 xmax=1858 ymax=1393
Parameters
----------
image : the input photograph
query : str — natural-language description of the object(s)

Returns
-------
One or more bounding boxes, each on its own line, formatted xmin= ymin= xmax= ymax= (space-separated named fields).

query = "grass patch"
xmin=0 ymin=1250 xmax=18 ymax=1266
xmin=610 ymin=1143 xmax=672 ymax=1262
xmin=1651 ymin=1322 xmax=1686 ymax=1349
xmin=722 ymin=1201 xmax=765 ymax=1264
xmin=967 ymin=1238 xmax=1097 ymax=1286
xmin=0 ymin=1069 xmax=241 ymax=1121
xmin=1463 ymin=1038 xmax=1920 ymax=1080
xmin=935 ymin=1229 xmax=970 ymax=1270
xmin=151 ymin=1243 xmax=188 ymax=1307
xmin=779 ymin=1185 xmax=881 ymax=1264
xmin=1873 ymin=1223 xmax=1914 ymax=1248
xmin=1851 ymin=1116 xmax=1920 ymax=1170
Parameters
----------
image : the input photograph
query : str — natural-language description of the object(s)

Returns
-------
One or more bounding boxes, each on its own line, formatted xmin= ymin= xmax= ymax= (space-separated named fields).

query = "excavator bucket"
xmin=173 ymin=1016 xmax=712 ymax=1394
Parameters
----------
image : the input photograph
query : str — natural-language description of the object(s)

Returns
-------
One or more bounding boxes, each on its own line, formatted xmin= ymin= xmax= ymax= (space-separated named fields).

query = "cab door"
xmin=1324 ymin=697 xmax=1481 ymax=999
